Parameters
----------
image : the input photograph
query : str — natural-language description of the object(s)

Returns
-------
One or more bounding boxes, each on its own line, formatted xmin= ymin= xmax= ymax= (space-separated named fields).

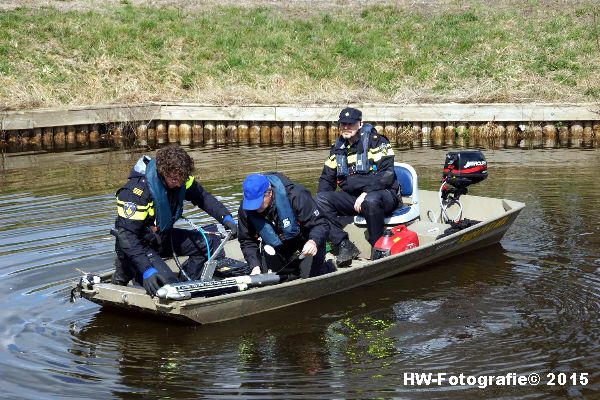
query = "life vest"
xmin=334 ymin=123 xmax=373 ymax=177
xmin=134 ymin=156 xmax=188 ymax=233
xmin=247 ymin=174 xmax=300 ymax=247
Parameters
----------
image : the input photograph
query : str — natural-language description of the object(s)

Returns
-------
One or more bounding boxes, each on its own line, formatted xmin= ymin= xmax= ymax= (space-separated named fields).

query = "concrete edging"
xmin=2 ymin=102 xmax=600 ymax=130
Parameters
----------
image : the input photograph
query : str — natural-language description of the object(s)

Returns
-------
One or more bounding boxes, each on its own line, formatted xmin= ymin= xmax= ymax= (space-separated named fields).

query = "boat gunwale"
xmin=80 ymin=193 xmax=525 ymax=315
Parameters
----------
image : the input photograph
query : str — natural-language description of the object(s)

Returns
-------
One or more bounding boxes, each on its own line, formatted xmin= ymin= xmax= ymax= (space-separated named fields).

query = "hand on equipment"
xmin=250 ymin=266 xmax=262 ymax=275
xmin=302 ymin=239 xmax=318 ymax=257
xmin=354 ymin=192 xmax=367 ymax=213
xmin=142 ymin=267 xmax=168 ymax=297
xmin=222 ymin=216 xmax=238 ymax=239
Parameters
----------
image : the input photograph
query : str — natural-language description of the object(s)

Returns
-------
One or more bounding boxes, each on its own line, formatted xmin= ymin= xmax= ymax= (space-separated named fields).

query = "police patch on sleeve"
xmin=123 ymin=202 xmax=137 ymax=218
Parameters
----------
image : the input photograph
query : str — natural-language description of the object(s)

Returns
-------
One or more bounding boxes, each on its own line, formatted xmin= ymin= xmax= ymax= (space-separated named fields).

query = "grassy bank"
xmin=0 ymin=0 xmax=599 ymax=110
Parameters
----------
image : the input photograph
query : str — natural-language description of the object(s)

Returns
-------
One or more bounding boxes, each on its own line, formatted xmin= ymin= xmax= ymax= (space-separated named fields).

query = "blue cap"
xmin=242 ymin=174 xmax=270 ymax=210
xmin=338 ymin=107 xmax=362 ymax=124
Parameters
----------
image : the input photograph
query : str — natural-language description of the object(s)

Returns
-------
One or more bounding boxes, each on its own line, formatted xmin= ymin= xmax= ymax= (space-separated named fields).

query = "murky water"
xmin=0 ymin=146 xmax=598 ymax=399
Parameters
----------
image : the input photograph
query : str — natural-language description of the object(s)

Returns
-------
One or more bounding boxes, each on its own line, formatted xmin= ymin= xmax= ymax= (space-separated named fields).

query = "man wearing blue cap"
xmin=237 ymin=172 xmax=331 ymax=278
xmin=316 ymin=107 xmax=399 ymax=267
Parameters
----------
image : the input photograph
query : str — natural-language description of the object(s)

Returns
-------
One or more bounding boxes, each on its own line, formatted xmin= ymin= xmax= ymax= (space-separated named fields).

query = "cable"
xmin=182 ymin=217 xmax=211 ymax=260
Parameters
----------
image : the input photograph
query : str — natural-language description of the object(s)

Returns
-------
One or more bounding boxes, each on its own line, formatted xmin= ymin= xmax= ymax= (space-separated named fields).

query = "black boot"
xmin=111 ymin=257 xmax=134 ymax=286
xmin=336 ymin=239 xmax=360 ymax=268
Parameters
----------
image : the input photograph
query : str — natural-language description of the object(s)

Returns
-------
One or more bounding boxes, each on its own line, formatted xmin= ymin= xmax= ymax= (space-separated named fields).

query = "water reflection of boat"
xmin=76 ymin=188 xmax=525 ymax=325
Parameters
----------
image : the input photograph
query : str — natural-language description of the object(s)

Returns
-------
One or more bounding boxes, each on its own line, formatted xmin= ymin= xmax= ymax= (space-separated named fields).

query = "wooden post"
xmin=558 ymin=123 xmax=569 ymax=147
xmin=467 ymin=123 xmax=480 ymax=147
xmin=191 ymin=121 xmax=203 ymax=145
xmin=411 ymin=122 xmax=422 ymax=147
xmin=204 ymin=122 xmax=216 ymax=146
xmin=238 ymin=122 xmax=249 ymax=144
xmin=179 ymin=121 xmax=192 ymax=145
xmin=249 ymin=122 xmax=260 ymax=145
xmin=31 ymin=128 xmax=42 ymax=149
xmin=496 ymin=122 xmax=506 ymax=148
xmin=455 ymin=123 xmax=467 ymax=147
xmin=76 ymin=125 xmax=89 ymax=148
xmin=54 ymin=126 xmax=66 ymax=149
xmin=316 ymin=122 xmax=327 ymax=146
xmin=271 ymin=123 xmax=282 ymax=145
xmin=156 ymin=121 xmax=167 ymax=145
xmin=282 ymin=123 xmax=293 ymax=144
xmin=22 ymin=130 xmax=31 ymax=149
xmin=593 ymin=122 xmax=600 ymax=148
xmin=42 ymin=127 xmax=54 ymax=150
xmin=328 ymin=123 xmax=338 ymax=144
xmin=583 ymin=122 xmax=593 ymax=147
xmin=146 ymin=121 xmax=156 ymax=145
xmin=168 ymin=121 xmax=179 ymax=144
xmin=136 ymin=123 xmax=148 ymax=146
xmin=542 ymin=123 xmax=557 ymax=148
xmin=216 ymin=122 xmax=226 ymax=145
xmin=531 ymin=124 xmax=543 ymax=148
xmin=384 ymin=123 xmax=397 ymax=144
xmin=226 ymin=122 xmax=238 ymax=144
xmin=260 ymin=122 xmax=271 ymax=145
xmin=395 ymin=124 xmax=410 ymax=148
xmin=292 ymin=122 xmax=303 ymax=145
xmin=66 ymin=125 xmax=76 ymax=149
xmin=304 ymin=122 xmax=316 ymax=145
xmin=89 ymin=124 xmax=99 ymax=147
xmin=505 ymin=123 xmax=518 ymax=147
xmin=443 ymin=123 xmax=454 ymax=146
xmin=7 ymin=130 xmax=20 ymax=152
xmin=570 ymin=122 xmax=583 ymax=148
xmin=431 ymin=123 xmax=443 ymax=147
xmin=113 ymin=124 xmax=124 ymax=147
xmin=421 ymin=122 xmax=431 ymax=147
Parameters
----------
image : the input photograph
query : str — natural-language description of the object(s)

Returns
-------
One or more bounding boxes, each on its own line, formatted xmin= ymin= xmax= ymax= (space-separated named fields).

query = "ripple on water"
xmin=0 ymin=147 xmax=599 ymax=399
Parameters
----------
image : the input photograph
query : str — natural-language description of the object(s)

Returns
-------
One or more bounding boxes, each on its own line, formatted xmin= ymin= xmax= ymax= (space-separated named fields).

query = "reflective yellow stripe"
xmin=368 ymin=144 xmax=394 ymax=162
xmin=328 ymin=142 xmax=394 ymax=171
xmin=116 ymin=199 xmax=151 ymax=211
xmin=185 ymin=176 xmax=195 ymax=189
xmin=324 ymin=154 xmax=337 ymax=169
xmin=117 ymin=207 xmax=148 ymax=220
xmin=116 ymin=199 xmax=152 ymax=220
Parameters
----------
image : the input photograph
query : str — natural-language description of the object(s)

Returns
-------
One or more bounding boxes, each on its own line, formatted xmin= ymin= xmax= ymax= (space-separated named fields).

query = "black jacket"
xmin=317 ymin=128 xmax=398 ymax=196
xmin=237 ymin=173 xmax=329 ymax=268
xmin=114 ymin=158 xmax=231 ymax=274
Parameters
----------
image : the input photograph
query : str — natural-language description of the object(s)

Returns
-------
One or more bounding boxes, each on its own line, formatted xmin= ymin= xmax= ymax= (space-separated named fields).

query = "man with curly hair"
xmin=112 ymin=145 xmax=238 ymax=296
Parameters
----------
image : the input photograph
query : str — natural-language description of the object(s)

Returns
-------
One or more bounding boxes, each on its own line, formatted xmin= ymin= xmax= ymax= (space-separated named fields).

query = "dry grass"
xmin=0 ymin=0 xmax=599 ymax=110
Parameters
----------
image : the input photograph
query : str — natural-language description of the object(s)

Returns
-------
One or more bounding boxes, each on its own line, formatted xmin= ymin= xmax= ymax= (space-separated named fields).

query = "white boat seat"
xmin=354 ymin=162 xmax=420 ymax=226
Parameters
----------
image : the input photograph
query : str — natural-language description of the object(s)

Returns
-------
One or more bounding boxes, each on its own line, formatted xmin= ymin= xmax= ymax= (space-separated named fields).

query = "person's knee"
xmin=361 ymin=196 xmax=382 ymax=215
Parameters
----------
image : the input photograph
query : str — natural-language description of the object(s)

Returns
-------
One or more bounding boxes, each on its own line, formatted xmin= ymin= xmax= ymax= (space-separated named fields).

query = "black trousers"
xmin=315 ymin=189 xmax=399 ymax=246
xmin=113 ymin=227 xmax=222 ymax=285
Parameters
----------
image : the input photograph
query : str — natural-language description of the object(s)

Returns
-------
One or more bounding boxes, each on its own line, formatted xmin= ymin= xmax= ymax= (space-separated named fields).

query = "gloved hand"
xmin=222 ymin=215 xmax=238 ymax=239
xmin=142 ymin=267 xmax=167 ymax=297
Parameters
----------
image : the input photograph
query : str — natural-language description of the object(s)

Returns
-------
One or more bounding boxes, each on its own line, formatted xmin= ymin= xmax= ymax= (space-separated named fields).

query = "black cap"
xmin=338 ymin=107 xmax=362 ymax=124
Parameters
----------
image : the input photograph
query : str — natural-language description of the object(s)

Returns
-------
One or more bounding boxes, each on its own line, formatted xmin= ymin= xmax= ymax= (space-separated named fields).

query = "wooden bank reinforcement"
xmin=1 ymin=103 xmax=599 ymax=151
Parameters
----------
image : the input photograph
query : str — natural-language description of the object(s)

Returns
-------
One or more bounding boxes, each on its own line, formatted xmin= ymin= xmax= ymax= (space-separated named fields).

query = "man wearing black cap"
xmin=316 ymin=107 xmax=399 ymax=267
xmin=237 ymin=172 xmax=331 ymax=278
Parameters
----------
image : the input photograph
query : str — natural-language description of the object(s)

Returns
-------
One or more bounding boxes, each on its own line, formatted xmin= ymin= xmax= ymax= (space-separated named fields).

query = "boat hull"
xmin=79 ymin=191 xmax=524 ymax=324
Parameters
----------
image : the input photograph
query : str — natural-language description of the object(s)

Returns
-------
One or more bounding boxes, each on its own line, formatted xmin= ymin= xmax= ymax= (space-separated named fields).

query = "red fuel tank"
xmin=372 ymin=225 xmax=419 ymax=260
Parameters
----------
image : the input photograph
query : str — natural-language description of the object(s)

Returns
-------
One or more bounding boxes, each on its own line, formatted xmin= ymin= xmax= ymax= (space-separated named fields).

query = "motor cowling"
xmin=443 ymin=150 xmax=487 ymax=189
xmin=372 ymin=225 xmax=419 ymax=260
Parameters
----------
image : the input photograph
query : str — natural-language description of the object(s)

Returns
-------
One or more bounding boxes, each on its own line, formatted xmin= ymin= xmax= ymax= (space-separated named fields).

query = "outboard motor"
xmin=438 ymin=150 xmax=488 ymax=223
xmin=443 ymin=150 xmax=488 ymax=190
